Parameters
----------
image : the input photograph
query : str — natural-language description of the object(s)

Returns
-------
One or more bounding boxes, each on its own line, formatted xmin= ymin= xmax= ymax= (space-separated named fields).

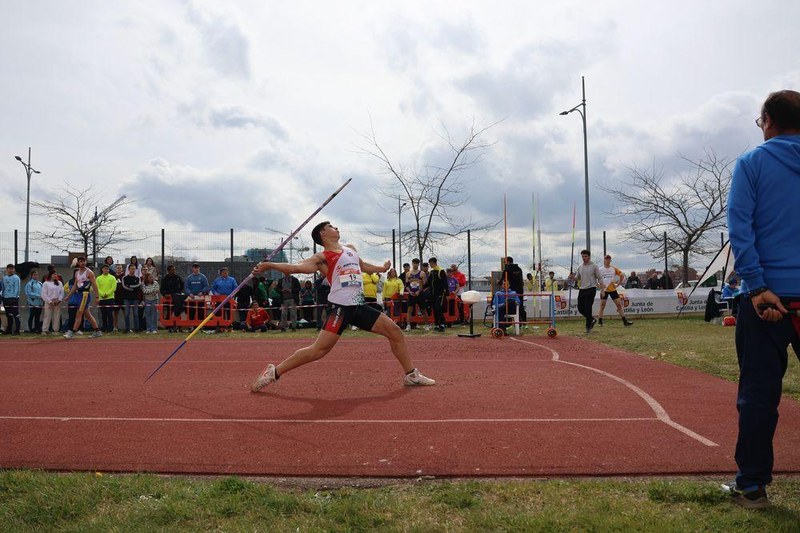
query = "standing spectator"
xmin=102 ymin=256 xmax=115 ymax=271
xmin=570 ymin=250 xmax=602 ymax=335
xmin=113 ymin=264 xmax=125 ymax=331
xmin=127 ymin=256 xmax=142 ymax=279
xmin=255 ymin=277 xmax=270 ymax=307
xmin=646 ymin=273 xmax=661 ymax=290
xmin=2 ymin=264 xmax=21 ymax=335
xmin=525 ymin=272 xmax=537 ymax=293
xmin=405 ymin=258 xmax=427 ymax=331
xmin=63 ymin=256 xmax=103 ymax=339
xmin=160 ymin=265 xmax=185 ymax=331
xmin=722 ymin=89 xmax=800 ymax=508
xmin=184 ymin=263 xmax=209 ymax=321
xmin=503 ymin=256 xmax=526 ymax=323
xmin=142 ymin=257 xmax=159 ymax=281
xmin=313 ymin=275 xmax=330 ymax=331
xmin=398 ymin=262 xmax=411 ymax=316
xmin=382 ymin=268 xmax=404 ymax=319
xmin=278 ymin=272 xmax=301 ymax=331
xmin=625 ymin=271 xmax=642 ymax=289
xmin=245 ymin=301 xmax=271 ymax=332
xmin=141 ymin=272 xmax=160 ymax=333
xmin=300 ymin=280 xmax=316 ymax=323
xmin=450 ymin=263 xmax=467 ymax=323
xmin=597 ymin=255 xmax=633 ymax=327
xmin=362 ymin=271 xmax=381 ymax=311
xmin=25 ymin=270 xmax=43 ymax=333
xmin=445 ymin=268 xmax=458 ymax=319
xmin=235 ymin=277 xmax=254 ymax=327
xmin=426 ymin=257 xmax=449 ymax=332
xmin=121 ymin=264 xmax=142 ymax=333
xmin=659 ymin=272 xmax=674 ymax=290
xmin=398 ymin=263 xmax=411 ymax=285
xmin=40 ymin=272 xmax=63 ymax=334
xmin=544 ymin=271 xmax=558 ymax=293
xmin=96 ymin=264 xmax=117 ymax=333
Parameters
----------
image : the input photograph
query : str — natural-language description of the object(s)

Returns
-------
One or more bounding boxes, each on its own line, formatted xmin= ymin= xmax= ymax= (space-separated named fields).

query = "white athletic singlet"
xmin=323 ymin=248 xmax=365 ymax=306
xmin=75 ymin=268 xmax=91 ymax=291
xmin=598 ymin=265 xmax=623 ymax=291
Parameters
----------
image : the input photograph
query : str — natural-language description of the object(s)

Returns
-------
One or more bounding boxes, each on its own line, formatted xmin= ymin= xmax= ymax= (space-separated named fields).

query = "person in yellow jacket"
xmin=96 ymin=264 xmax=118 ymax=333
xmin=362 ymin=271 xmax=381 ymax=311
xmin=382 ymin=268 xmax=404 ymax=318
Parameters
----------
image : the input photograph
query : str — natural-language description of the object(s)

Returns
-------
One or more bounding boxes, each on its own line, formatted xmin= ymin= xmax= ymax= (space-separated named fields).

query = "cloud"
xmin=185 ymin=3 xmax=250 ymax=80
xmin=209 ymin=106 xmax=287 ymax=139
xmin=456 ymin=39 xmax=601 ymax=121
xmin=123 ymin=158 xmax=279 ymax=230
xmin=177 ymin=101 xmax=287 ymax=138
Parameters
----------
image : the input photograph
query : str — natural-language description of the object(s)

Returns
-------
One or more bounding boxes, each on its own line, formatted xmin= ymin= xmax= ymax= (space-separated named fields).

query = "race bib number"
xmin=339 ymin=269 xmax=362 ymax=288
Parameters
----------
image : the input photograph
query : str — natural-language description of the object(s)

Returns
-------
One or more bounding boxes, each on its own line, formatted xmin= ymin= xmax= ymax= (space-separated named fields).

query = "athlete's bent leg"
xmin=370 ymin=313 xmax=414 ymax=373
xmin=275 ymin=329 xmax=339 ymax=376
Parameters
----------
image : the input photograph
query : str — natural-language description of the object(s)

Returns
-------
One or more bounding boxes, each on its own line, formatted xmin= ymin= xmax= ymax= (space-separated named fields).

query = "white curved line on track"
xmin=510 ymin=337 xmax=718 ymax=447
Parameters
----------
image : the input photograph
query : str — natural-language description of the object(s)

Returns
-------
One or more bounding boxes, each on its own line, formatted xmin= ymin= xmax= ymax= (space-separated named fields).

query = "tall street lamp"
xmin=14 ymin=147 xmax=41 ymax=262
xmin=398 ymin=199 xmax=407 ymax=268
xmin=559 ymin=76 xmax=591 ymax=252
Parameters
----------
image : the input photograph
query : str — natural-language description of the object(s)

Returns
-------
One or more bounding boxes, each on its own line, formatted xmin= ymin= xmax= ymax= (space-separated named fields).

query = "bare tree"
xmin=600 ymin=150 xmax=733 ymax=284
xmin=358 ymin=118 xmax=500 ymax=262
xmin=31 ymin=182 xmax=137 ymax=261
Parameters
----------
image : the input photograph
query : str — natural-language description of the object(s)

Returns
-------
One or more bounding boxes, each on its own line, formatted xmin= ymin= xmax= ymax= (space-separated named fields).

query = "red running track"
xmin=2 ymin=335 xmax=800 ymax=478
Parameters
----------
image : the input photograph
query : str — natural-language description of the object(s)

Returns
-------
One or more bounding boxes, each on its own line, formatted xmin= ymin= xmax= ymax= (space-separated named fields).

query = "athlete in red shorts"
xmin=251 ymin=221 xmax=435 ymax=391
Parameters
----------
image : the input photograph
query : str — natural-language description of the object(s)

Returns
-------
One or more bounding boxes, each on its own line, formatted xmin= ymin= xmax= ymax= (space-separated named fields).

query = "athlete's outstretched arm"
xmin=361 ymin=259 xmax=391 ymax=274
xmin=254 ymin=254 xmax=324 ymax=276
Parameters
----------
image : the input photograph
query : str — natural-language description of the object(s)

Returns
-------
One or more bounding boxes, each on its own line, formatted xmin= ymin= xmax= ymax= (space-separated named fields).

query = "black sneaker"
xmin=598 ymin=317 xmax=604 ymax=326
xmin=721 ymin=481 xmax=770 ymax=509
xmin=623 ymin=318 xmax=633 ymax=327
xmin=589 ymin=317 xmax=597 ymax=330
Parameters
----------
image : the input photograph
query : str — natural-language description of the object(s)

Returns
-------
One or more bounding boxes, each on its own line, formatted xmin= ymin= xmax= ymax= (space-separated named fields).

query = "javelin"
xmin=144 ymin=177 xmax=353 ymax=384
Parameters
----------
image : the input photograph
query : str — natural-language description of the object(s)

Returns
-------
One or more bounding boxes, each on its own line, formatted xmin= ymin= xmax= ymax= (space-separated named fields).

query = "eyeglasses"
xmin=755 ymin=116 xmax=765 ymax=128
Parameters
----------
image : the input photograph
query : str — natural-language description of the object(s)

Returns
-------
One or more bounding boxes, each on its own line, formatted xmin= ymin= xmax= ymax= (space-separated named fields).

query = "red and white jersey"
xmin=323 ymin=248 xmax=365 ymax=306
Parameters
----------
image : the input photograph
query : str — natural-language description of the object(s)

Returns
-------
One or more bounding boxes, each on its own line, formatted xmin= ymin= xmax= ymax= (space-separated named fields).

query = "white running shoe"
xmin=405 ymin=325 xmax=411 ymax=331
xmin=63 ymin=330 xmax=74 ymax=339
xmin=423 ymin=324 xmax=432 ymax=331
xmin=404 ymin=368 xmax=435 ymax=386
xmin=251 ymin=364 xmax=278 ymax=392
xmin=90 ymin=330 xmax=103 ymax=338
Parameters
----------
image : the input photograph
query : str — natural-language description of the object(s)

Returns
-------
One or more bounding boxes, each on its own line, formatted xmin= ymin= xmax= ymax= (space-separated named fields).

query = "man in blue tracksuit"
xmin=725 ymin=89 xmax=800 ymax=509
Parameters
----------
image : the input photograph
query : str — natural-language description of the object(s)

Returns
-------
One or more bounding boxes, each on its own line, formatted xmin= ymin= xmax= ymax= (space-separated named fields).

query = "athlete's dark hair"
xmin=580 ymin=249 xmax=590 ymax=256
xmin=311 ymin=221 xmax=329 ymax=246
xmin=762 ymin=90 xmax=800 ymax=131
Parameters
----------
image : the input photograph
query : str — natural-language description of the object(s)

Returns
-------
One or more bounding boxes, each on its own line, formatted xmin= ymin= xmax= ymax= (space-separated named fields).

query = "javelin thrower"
xmin=250 ymin=221 xmax=435 ymax=391
xmin=145 ymin=179 xmax=353 ymax=383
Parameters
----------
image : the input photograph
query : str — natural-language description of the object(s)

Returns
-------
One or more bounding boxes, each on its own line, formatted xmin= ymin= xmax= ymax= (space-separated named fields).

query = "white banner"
xmin=473 ymin=288 xmax=712 ymax=321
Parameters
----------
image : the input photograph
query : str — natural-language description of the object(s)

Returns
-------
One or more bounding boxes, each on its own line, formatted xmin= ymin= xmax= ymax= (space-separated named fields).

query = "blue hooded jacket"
xmin=728 ymin=134 xmax=800 ymax=296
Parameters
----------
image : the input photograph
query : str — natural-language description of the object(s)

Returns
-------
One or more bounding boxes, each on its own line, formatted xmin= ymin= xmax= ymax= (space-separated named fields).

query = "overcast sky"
xmin=1 ymin=1 xmax=797 ymax=276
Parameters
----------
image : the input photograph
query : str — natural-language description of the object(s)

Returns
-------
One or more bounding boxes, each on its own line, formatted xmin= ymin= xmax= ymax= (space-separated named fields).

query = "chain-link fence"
xmin=0 ymin=227 xmax=723 ymax=285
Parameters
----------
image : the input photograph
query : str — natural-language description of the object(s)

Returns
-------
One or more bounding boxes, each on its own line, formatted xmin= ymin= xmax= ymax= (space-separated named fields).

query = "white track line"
xmin=510 ymin=337 xmax=719 ymax=447
xmin=0 ymin=415 xmax=658 ymax=424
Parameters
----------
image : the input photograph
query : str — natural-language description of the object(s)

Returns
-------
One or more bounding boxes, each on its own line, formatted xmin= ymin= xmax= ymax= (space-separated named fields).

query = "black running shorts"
xmin=323 ymin=303 xmax=381 ymax=335
xmin=601 ymin=290 xmax=620 ymax=301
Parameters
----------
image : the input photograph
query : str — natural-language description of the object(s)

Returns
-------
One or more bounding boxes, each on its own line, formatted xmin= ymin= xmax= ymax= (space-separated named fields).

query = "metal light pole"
xmin=559 ymin=76 xmax=591 ymax=252
xmin=14 ymin=147 xmax=41 ymax=262
xmin=398 ymin=199 xmax=407 ymax=268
